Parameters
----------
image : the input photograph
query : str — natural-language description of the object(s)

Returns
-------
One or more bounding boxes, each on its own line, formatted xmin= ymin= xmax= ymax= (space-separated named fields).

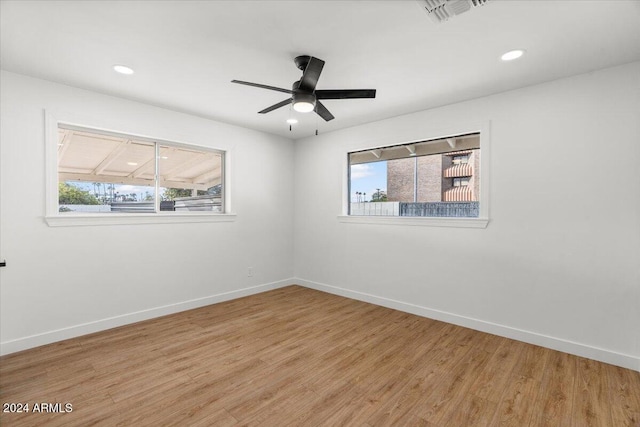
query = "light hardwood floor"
xmin=1 ymin=285 xmax=639 ymax=426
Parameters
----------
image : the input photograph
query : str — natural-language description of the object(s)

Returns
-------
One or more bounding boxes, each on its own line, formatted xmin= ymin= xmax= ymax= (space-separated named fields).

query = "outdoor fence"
xmin=399 ymin=202 xmax=479 ymax=218
xmin=350 ymin=201 xmax=478 ymax=217
xmin=62 ymin=195 xmax=222 ymax=213
xmin=350 ymin=202 xmax=400 ymax=216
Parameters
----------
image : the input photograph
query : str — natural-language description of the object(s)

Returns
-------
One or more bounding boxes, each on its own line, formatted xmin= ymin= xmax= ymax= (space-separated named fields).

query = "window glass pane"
xmin=453 ymin=177 xmax=470 ymax=187
xmin=349 ymin=133 xmax=480 ymax=217
xmin=452 ymin=154 xmax=469 ymax=164
xmin=158 ymin=145 xmax=223 ymax=212
xmin=56 ymin=126 xmax=225 ymax=215
xmin=349 ymin=161 xmax=391 ymax=215
xmin=57 ymin=128 xmax=156 ymax=213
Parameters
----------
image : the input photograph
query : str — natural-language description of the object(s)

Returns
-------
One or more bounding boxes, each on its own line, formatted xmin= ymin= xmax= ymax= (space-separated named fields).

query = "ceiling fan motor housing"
xmin=294 ymin=55 xmax=312 ymax=71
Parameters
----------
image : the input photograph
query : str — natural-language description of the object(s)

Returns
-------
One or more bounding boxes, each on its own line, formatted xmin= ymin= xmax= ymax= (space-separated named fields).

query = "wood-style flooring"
xmin=1 ymin=285 xmax=639 ymax=426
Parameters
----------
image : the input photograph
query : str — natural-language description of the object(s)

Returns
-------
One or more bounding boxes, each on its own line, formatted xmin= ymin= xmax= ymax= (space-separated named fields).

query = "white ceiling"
xmin=2 ymin=0 xmax=640 ymax=139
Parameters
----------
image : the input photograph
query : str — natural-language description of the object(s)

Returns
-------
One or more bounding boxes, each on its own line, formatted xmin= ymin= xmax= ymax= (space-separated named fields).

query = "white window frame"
xmin=44 ymin=111 xmax=236 ymax=227
xmin=339 ymin=121 xmax=490 ymax=229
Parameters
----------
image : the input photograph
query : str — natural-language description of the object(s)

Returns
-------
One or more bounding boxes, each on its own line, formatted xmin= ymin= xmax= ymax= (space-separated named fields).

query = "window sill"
xmin=337 ymin=215 xmax=489 ymax=228
xmin=45 ymin=213 xmax=237 ymax=227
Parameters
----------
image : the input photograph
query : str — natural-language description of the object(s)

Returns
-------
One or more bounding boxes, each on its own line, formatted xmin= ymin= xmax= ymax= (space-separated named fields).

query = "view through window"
xmin=349 ymin=133 xmax=480 ymax=217
xmin=57 ymin=126 xmax=224 ymax=214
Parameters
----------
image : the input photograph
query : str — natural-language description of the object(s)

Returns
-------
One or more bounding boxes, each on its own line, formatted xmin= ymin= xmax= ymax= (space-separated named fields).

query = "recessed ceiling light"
xmin=501 ymin=50 xmax=525 ymax=61
xmin=160 ymin=156 xmax=169 ymax=160
xmin=127 ymin=162 xmax=138 ymax=166
xmin=113 ymin=65 xmax=134 ymax=75
xmin=286 ymin=118 xmax=298 ymax=124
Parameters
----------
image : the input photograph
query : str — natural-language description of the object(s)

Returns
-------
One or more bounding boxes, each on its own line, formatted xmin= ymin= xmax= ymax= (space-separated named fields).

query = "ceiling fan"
xmin=231 ymin=55 xmax=376 ymax=122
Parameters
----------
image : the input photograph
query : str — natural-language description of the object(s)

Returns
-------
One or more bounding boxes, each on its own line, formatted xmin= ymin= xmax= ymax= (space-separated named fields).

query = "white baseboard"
xmin=294 ymin=278 xmax=640 ymax=372
xmin=0 ymin=279 xmax=294 ymax=356
xmin=3 ymin=277 xmax=637 ymax=372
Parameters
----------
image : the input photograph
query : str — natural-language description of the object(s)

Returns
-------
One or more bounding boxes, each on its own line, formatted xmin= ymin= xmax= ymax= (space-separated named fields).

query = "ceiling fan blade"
xmin=298 ymin=57 xmax=325 ymax=93
xmin=315 ymin=89 xmax=376 ymax=99
xmin=315 ymin=101 xmax=334 ymax=122
xmin=258 ymin=98 xmax=292 ymax=114
xmin=231 ymin=80 xmax=292 ymax=94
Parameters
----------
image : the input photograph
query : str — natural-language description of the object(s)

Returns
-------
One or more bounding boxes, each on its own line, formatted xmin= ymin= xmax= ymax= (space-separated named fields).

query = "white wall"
xmin=2 ymin=63 xmax=639 ymax=371
xmin=0 ymin=71 xmax=295 ymax=354
xmin=293 ymin=62 xmax=640 ymax=371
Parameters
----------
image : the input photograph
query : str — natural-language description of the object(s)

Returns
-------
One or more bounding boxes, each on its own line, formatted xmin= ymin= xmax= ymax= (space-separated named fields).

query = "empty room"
xmin=1 ymin=0 xmax=639 ymax=426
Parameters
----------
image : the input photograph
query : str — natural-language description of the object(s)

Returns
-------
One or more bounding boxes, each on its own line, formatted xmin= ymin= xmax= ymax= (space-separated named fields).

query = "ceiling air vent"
xmin=416 ymin=0 xmax=489 ymax=23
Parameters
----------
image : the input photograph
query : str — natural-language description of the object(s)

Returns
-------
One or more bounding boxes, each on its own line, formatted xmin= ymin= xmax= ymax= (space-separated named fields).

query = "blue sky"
xmin=350 ymin=161 xmax=387 ymax=202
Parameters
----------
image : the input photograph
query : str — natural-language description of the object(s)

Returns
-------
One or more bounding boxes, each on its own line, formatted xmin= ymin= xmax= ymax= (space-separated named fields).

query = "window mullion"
xmin=154 ymin=142 xmax=160 ymax=213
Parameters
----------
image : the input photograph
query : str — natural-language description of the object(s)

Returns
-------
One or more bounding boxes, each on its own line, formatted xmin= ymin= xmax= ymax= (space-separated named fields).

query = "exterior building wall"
xmin=416 ymin=155 xmax=443 ymax=202
xmin=387 ymin=157 xmax=415 ymax=202
xmin=387 ymin=149 xmax=480 ymax=203
xmin=440 ymin=154 xmax=453 ymax=199
xmin=471 ymin=150 xmax=480 ymax=200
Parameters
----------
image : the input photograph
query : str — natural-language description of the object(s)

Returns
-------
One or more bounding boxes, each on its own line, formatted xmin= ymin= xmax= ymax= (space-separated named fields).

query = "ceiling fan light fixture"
xmin=293 ymin=93 xmax=316 ymax=113
xmin=293 ymin=102 xmax=314 ymax=113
